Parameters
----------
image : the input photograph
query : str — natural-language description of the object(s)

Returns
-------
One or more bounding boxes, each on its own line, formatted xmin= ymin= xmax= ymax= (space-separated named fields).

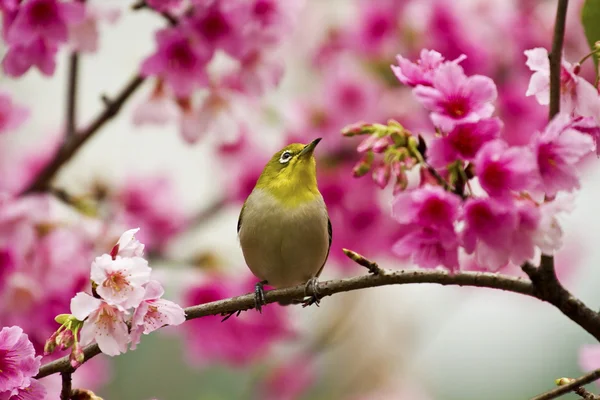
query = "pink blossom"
xmin=532 ymin=113 xmax=594 ymax=197
xmin=141 ymin=27 xmax=212 ymax=97
xmin=350 ymin=0 xmax=403 ymax=56
xmin=130 ymin=280 xmax=186 ymax=350
xmin=391 ymin=185 xmax=460 ymax=228
xmin=221 ymin=51 xmax=284 ymax=97
xmin=71 ymin=293 xmax=129 ymax=356
xmin=68 ymin=4 xmax=120 ymax=53
xmin=0 ymin=93 xmax=28 ymax=134
xmin=413 ymin=62 xmax=497 ymax=131
xmin=261 ymin=354 xmax=315 ymax=400
xmin=2 ymin=38 xmax=58 ymax=77
xmin=427 ymin=118 xmax=502 ymax=167
xmin=475 ymin=139 xmax=538 ymax=198
xmin=90 ymin=254 xmax=151 ymax=308
xmin=183 ymin=274 xmax=291 ymax=366
xmin=0 ymin=326 xmax=42 ymax=395
xmin=6 ymin=0 xmax=84 ymax=46
xmin=112 ymin=228 xmax=145 ymax=259
xmin=391 ymin=49 xmax=465 ymax=87
xmin=392 ymin=225 xmax=460 ymax=270
xmin=579 ymin=344 xmax=600 ymax=378
xmin=525 ymin=48 xmax=600 ymax=118
xmin=533 ymin=195 xmax=574 ymax=254
xmin=0 ymin=378 xmax=46 ymax=399
xmin=146 ymin=0 xmax=182 ymax=13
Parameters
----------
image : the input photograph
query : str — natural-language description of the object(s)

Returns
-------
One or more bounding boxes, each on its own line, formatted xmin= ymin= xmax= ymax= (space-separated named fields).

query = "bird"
xmin=237 ymin=138 xmax=332 ymax=312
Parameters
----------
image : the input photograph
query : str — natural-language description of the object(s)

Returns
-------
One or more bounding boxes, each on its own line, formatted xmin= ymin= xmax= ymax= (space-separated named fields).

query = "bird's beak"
xmin=299 ymin=138 xmax=322 ymax=158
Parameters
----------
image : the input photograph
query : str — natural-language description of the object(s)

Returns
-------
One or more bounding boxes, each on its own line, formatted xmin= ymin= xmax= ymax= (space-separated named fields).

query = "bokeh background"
xmin=3 ymin=0 xmax=600 ymax=399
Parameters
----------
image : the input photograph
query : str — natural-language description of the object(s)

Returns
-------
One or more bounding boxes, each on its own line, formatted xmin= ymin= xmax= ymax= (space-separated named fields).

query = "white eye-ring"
xmin=279 ymin=151 xmax=293 ymax=164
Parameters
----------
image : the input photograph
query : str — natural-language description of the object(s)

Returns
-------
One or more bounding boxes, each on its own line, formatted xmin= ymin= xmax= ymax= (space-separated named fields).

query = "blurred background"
xmin=2 ymin=0 xmax=600 ymax=399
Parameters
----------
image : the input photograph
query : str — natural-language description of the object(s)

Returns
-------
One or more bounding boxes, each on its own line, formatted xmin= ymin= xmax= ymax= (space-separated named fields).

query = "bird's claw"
xmin=302 ymin=277 xmax=321 ymax=308
xmin=254 ymin=280 xmax=268 ymax=313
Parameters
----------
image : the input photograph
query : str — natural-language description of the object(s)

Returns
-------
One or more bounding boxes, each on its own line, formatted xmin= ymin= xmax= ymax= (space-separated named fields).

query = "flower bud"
xmin=392 ymin=170 xmax=408 ymax=194
xmin=356 ymin=135 xmax=379 ymax=153
xmin=44 ymin=332 xmax=58 ymax=355
xmin=56 ymin=329 xmax=75 ymax=350
xmin=70 ymin=343 xmax=85 ymax=369
xmin=341 ymin=121 xmax=371 ymax=137
xmin=372 ymin=136 xmax=392 ymax=153
xmin=573 ymin=63 xmax=581 ymax=75
xmin=352 ymin=152 xmax=374 ymax=177
xmin=372 ymin=163 xmax=391 ymax=189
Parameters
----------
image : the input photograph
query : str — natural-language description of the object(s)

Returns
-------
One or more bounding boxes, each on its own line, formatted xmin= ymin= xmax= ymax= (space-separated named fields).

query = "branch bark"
xmin=531 ymin=370 xmax=600 ymax=400
xmin=66 ymin=52 xmax=79 ymax=140
xmin=548 ymin=0 xmax=569 ymax=120
xmin=60 ymin=372 xmax=72 ymax=400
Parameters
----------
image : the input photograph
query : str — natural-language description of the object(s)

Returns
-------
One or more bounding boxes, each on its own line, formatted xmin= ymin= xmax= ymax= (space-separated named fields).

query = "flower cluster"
xmin=45 ymin=228 xmax=185 ymax=362
xmin=345 ymin=49 xmax=600 ymax=272
xmin=0 ymin=326 xmax=46 ymax=399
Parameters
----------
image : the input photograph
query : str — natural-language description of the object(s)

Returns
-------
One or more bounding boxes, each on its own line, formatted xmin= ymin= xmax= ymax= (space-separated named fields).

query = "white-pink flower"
xmin=71 ymin=293 xmax=129 ymax=356
xmin=130 ymin=280 xmax=186 ymax=350
xmin=112 ymin=228 xmax=145 ymax=258
xmin=90 ymin=254 xmax=151 ymax=308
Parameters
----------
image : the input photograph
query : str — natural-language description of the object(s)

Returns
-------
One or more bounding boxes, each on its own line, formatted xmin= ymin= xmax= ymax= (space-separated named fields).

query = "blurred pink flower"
xmin=0 ymin=377 xmax=45 ymax=399
xmin=391 ymin=49 xmax=465 ymax=88
xmin=6 ymin=0 xmax=84 ymax=46
xmin=525 ymin=47 xmax=600 ymax=118
xmin=146 ymin=0 xmax=182 ymax=13
xmin=68 ymin=4 xmax=120 ymax=53
xmin=532 ymin=113 xmax=594 ymax=197
xmin=0 ymin=326 xmax=42 ymax=396
xmin=413 ymin=62 xmax=497 ymax=131
xmin=71 ymin=293 xmax=129 ymax=356
xmin=141 ymin=27 xmax=212 ymax=97
xmin=579 ymin=344 xmax=600 ymax=379
xmin=475 ymin=139 xmax=538 ymax=198
xmin=2 ymin=38 xmax=58 ymax=77
xmin=41 ymin=357 xmax=110 ymax=399
xmin=0 ymin=93 xmax=28 ymax=134
xmin=351 ymin=0 xmax=403 ymax=56
xmin=130 ymin=280 xmax=186 ymax=350
xmin=132 ymin=81 xmax=179 ymax=126
xmin=392 ymin=225 xmax=460 ymax=270
xmin=90 ymin=254 xmax=151 ymax=308
xmin=261 ymin=354 xmax=316 ymax=400
xmin=183 ymin=274 xmax=291 ymax=366
xmin=427 ymin=118 xmax=502 ymax=167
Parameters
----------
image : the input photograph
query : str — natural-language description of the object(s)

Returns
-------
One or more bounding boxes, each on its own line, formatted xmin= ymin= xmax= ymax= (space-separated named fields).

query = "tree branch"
xmin=548 ymin=0 xmax=569 ymax=120
xmin=21 ymin=75 xmax=146 ymax=195
xmin=60 ymin=372 xmax=72 ymax=400
xmin=66 ymin=52 xmax=79 ymax=140
xmin=531 ymin=370 xmax=600 ymax=400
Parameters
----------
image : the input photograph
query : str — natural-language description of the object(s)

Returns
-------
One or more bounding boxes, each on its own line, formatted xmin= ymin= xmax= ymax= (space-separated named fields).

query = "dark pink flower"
xmin=130 ymin=280 xmax=186 ymax=350
xmin=0 ymin=93 xmax=28 ymax=134
xmin=146 ymin=0 xmax=182 ymax=13
xmin=2 ymin=38 xmax=58 ymax=77
xmin=391 ymin=185 xmax=460 ymax=228
xmin=392 ymin=225 xmax=460 ymax=270
xmin=141 ymin=27 xmax=212 ymax=97
xmin=532 ymin=113 xmax=594 ymax=197
xmin=0 ymin=326 xmax=42 ymax=396
xmin=0 ymin=378 xmax=46 ymax=399
xmin=183 ymin=274 xmax=291 ymax=366
xmin=351 ymin=0 xmax=402 ymax=56
xmin=475 ymin=139 xmax=538 ymax=198
xmin=427 ymin=118 xmax=502 ymax=167
xmin=413 ymin=62 xmax=497 ymax=131
xmin=391 ymin=49 xmax=465 ymax=87
xmin=6 ymin=0 xmax=84 ymax=46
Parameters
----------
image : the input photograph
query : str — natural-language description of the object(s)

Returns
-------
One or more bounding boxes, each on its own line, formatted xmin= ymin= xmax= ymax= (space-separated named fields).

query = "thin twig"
xmin=343 ymin=248 xmax=383 ymax=274
xmin=60 ymin=372 xmax=72 ymax=400
xmin=66 ymin=53 xmax=79 ymax=140
xmin=21 ymin=75 xmax=146 ymax=194
xmin=574 ymin=387 xmax=599 ymax=400
xmin=131 ymin=0 xmax=178 ymax=25
xmin=531 ymin=370 xmax=600 ymax=400
xmin=548 ymin=0 xmax=569 ymax=120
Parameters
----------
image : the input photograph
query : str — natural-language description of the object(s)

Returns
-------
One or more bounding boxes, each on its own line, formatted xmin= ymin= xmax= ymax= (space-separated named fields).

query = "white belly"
xmin=238 ymin=189 xmax=330 ymax=288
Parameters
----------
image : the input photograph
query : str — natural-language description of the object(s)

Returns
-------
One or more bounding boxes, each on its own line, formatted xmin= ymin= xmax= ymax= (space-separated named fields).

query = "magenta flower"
xmin=391 ymin=185 xmax=461 ymax=228
xmin=532 ymin=113 xmax=594 ymax=197
xmin=392 ymin=226 xmax=460 ymax=270
xmin=475 ymin=139 xmax=538 ymax=198
xmin=525 ymin=48 xmax=600 ymax=119
xmin=146 ymin=0 xmax=182 ymax=13
xmin=0 ymin=326 xmax=42 ymax=396
xmin=130 ymin=280 xmax=186 ymax=350
xmin=71 ymin=293 xmax=129 ymax=356
xmin=6 ymin=0 xmax=84 ymax=46
xmin=391 ymin=49 xmax=465 ymax=87
xmin=413 ymin=62 xmax=497 ymax=131
xmin=141 ymin=27 xmax=212 ymax=97
xmin=90 ymin=254 xmax=151 ymax=308
xmin=0 ymin=93 xmax=28 ymax=134
xmin=0 ymin=378 xmax=46 ymax=399
xmin=2 ymin=38 xmax=58 ymax=77
xmin=427 ymin=118 xmax=502 ymax=167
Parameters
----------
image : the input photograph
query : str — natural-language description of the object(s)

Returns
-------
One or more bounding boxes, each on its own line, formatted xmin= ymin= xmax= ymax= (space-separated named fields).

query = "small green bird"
xmin=237 ymin=138 xmax=332 ymax=312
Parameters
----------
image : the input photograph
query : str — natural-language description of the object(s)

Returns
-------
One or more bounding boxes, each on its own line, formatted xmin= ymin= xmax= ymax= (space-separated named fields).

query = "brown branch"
xmin=60 ymin=372 xmax=72 ymax=400
xmin=548 ymin=0 xmax=569 ymax=120
xmin=131 ymin=0 xmax=177 ymax=26
xmin=66 ymin=53 xmax=79 ymax=140
xmin=21 ymin=75 xmax=146 ymax=195
xmin=574 ymin=387 xmax=599 ymax=400
xmin=531 ymin=370 xmax=600 ymax=400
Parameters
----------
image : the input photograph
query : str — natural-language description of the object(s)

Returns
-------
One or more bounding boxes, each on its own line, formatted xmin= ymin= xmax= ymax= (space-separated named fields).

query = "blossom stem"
xmin=60 ymin=372 xmax=72 ymax=400
xmin=531 ymin=369 xmax=600 ymax=400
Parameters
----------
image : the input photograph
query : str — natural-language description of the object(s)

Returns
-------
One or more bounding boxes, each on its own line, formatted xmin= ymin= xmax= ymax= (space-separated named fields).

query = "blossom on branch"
xmin=0 ymin=326 xmax=45 ymax=399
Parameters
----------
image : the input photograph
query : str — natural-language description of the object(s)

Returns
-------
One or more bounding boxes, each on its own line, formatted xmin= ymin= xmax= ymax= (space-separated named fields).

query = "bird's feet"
xmin=254 ymin=280 xmax=268 ymax=313
xmin=302 ymin=277 xmax=321 ymax=308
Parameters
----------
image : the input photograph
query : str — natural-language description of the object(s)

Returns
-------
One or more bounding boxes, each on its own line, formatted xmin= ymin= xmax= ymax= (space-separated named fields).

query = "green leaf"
xmin=582 ymin=0 xmax=600 ymax=69
xmin=54 ymin=314 xmax=71 ymax=324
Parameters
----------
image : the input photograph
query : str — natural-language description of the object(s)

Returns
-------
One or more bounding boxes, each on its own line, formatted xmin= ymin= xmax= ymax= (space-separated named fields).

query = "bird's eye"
xmin=279 ymin=151 xmax=292 ymax=164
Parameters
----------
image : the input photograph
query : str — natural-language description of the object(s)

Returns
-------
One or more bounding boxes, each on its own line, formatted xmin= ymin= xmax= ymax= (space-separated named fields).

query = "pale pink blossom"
xmin=413 ymin=62 xmax=497 ymax=131
xmin=427 ymin=118 xmax=502 ymax=167
xmin=111 ymin=228 xmax=145 ymax=259
xmin=130 ymin=280 xmax=186 ymax=350
xmin=391 ymin=49 xmax=465 ymax=87
xmin=261 ymin=354 xmax=315 ymax=400
xmin=68 ymin=4 xmax=120 ymax=53
xmin=90 ymin=254 xmax=151 ymax=308
xmin=533 ymin=195 xmax=574 ymax=254
xmin=132 ymin=89 xmax=178 ymax=126
xmin=392 ymin=225 xmax=460 ymax=270
xmin=532 ymin=113 xmax=594 ymax=197
xmin=525 ymin=48 xmax=600 ymax=118
xmin=580 ymin=344 xmax=600 ymax=379
xmin=0 ymin=326 xmax=42 ymax=395
xmin=475 ymin=139 xmax=538 ymax=198
xmin=0 ymin=378 xmax=46 ymax=400
xmin=71 ymin=293 xmax=129 ymax=356
xmin=0 ymin=93 xmax=28 ymax=134
xmin=2 ymin=38 xmax=58 ymax=77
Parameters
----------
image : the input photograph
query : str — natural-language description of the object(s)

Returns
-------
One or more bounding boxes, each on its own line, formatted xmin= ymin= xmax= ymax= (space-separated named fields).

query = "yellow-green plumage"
xmin=238 ymin=139 xmax=332 ymax=291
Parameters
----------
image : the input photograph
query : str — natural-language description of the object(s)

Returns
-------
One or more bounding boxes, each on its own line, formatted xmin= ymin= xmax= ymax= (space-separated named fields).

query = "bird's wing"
xmin=315 ymin=217 xmax=332 ymax=278
xmin=237 ymin=201 xmax=245 ymax=234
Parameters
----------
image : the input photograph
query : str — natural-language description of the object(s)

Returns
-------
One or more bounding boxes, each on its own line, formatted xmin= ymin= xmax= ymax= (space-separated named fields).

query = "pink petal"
xmin=70 ymin=292 xmax=102 ymax=320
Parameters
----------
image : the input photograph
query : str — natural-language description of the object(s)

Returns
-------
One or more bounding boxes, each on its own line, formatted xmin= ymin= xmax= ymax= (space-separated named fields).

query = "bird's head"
xmin=255 ymin=138 xmax=322 ymax=206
